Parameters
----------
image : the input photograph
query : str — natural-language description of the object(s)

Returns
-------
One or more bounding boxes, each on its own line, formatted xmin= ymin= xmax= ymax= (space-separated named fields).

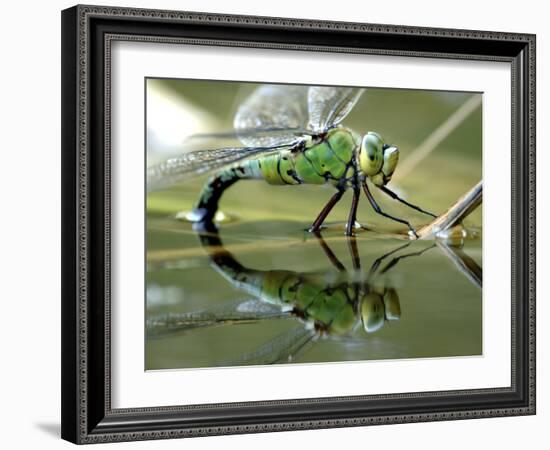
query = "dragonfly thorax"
xmin=359 ymin=132 xmax=399 ymax=187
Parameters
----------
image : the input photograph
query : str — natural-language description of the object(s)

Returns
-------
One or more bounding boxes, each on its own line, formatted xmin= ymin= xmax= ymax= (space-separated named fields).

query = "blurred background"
xmin=145 ymin=78 xmax=482 ymax=370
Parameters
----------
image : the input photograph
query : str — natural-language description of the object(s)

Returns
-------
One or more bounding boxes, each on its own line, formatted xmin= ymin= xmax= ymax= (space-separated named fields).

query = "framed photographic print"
xmin=61 ymin=4 xmax=536 ymax=444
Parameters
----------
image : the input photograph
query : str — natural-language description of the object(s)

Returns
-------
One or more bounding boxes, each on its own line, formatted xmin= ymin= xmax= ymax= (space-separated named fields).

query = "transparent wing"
xmin=216 ymin=325 xmax=317 ymax=367
xmin=146 ymin=298 xmax=290 ymax=338
xmin=307 ymin=86 xmax=365 ymax=132
xmin=234 ymin=84 xmax=309 ymax=147
xmin=187 ymin=127 xmax=307 ymax=144
xmin=147 ymin=142 xmax=296 ymax=191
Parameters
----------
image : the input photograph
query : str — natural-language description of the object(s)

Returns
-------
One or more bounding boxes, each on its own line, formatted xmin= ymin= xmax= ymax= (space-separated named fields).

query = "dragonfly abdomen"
xmin=192 ymin=162 xmax=263 ymax=224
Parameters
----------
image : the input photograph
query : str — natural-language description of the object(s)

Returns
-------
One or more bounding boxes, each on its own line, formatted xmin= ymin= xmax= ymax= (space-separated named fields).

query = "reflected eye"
xmin=360 ymin=293 xmax=385 ymax=333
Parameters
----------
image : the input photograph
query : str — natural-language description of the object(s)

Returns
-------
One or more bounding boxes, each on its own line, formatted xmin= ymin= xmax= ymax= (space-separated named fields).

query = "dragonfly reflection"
xmin=146 ymin=232 xmax=447 ymax=366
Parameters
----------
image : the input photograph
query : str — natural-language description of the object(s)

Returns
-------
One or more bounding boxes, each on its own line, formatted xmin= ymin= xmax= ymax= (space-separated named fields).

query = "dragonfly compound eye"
xmin=360 ymin=292 xmax=385 ymax=333
xmin=359 ymin=132 xmax=384 ymax=178
xmin=383 ymin=288 xmax=401 ymax=321
xmin=369 ymin=145 xmax=399 ymax=187
xmin=382 ymin=145 xmax=399 ymax=182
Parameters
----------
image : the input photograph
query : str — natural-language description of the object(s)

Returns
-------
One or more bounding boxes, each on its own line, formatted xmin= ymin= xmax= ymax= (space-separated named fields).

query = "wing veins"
xmin=147 ymin=141 xmax=301 ymax=191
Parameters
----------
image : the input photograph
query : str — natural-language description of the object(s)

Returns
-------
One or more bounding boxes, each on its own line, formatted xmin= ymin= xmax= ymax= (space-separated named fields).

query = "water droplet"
xmin=436 ymin=224 xmax=479 ymax=247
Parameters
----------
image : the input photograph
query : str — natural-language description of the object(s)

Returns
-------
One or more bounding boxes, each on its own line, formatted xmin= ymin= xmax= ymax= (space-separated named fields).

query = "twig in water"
xmin=416 ymin=181 xmax=482 ymax=239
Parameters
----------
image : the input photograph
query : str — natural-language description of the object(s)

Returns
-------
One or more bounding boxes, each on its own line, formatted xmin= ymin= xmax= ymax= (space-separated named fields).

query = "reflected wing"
xmin=307 ymin=86 xmax=364 ymax=132
xmin=146 ymin=298 xmax=290 ymax=338
xmin=217 ymin=325 xmax=317 ymax=367
xmin=147 ymin=142 xmax=295 ymax=191
xmin=234 ymin=84 xmax=309 ymax=146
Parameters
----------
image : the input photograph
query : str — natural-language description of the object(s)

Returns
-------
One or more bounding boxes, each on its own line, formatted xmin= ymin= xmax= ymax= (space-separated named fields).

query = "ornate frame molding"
xmin=61 ymin=4 xmax=536 ymax=444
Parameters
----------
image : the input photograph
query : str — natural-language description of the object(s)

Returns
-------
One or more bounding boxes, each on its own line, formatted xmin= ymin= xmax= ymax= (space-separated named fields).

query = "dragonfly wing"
xmin=188 ymin=127 xmax=308 ymax=144
xmin=217 ymin=325 xmax=317 ymax=367
xmin=307 ymin=86 xmax=365 ymax=132
xmin=234 ymin=84 xmax=309 ymax=147
xmin=146 ymin=298 xmax=290 ymax=338
xmin=147 ymin=142 xmax=296 ymax=191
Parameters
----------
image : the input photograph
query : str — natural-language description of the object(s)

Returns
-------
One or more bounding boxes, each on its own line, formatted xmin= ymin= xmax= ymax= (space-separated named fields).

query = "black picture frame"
xmin=61 ymin=4 xmax=536 ymax=444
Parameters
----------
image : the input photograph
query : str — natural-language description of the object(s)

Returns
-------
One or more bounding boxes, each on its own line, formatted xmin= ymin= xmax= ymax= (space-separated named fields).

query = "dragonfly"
xmin=147 ymin=84 xmax=437 ymax=237
xmin=146 ymin=230 xmax=438 ymax=366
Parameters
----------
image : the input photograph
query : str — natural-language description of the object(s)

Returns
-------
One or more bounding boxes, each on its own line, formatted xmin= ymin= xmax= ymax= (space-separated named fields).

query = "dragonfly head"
xmin=359 ymin=292 xmax=385 ymax=333
xmin=359 ymin=132 xmax=399 ymax=186
xmin=359 ymin=288 xmax=401 ymax=333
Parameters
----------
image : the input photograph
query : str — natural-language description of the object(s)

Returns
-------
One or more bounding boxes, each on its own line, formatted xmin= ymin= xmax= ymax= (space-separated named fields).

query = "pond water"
xmin=146 ymin=188 xmax=482 ymax=370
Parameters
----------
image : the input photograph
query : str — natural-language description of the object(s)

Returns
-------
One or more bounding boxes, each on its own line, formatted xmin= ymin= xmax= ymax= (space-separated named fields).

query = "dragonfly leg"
xmin=312 ymin=231 xmax=347 ymax=272
xmin=378 ymin=243 xmax=435 ymax=274
xmin=347 ymin=236 xmax=361 ymax=270
xmin=345 ymin=187 xmax=360 ymax=236
xmin=378 ymin=185 xmax=437 ymax=218
xmin=308 ymin=189 xmax=345 ymax=232
xmin=368 ymin=242 xmax=411 ymax=277
xmin=362 ymin=182 xmax=419 ymax=238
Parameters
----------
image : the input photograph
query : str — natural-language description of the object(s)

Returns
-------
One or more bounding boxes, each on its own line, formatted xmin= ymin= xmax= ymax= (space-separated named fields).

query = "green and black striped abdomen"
xmin=258 ymin=128 xmax=357 ymax=185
